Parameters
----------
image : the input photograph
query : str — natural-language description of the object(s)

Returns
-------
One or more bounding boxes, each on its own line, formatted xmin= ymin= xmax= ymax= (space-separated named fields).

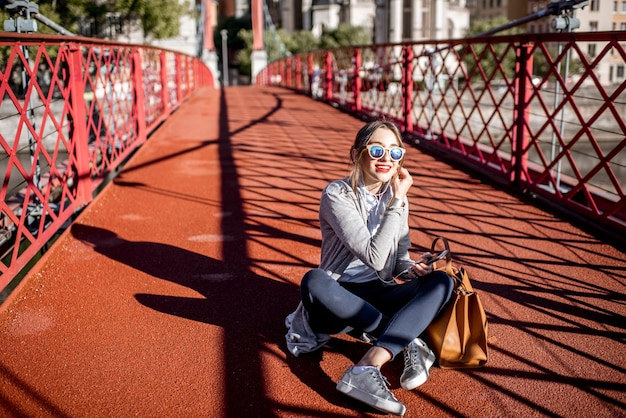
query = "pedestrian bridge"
xmin=1 ymin=27 xmax=626 ymax=416
xmin=0 ymin=86 xmax=624 ymax=417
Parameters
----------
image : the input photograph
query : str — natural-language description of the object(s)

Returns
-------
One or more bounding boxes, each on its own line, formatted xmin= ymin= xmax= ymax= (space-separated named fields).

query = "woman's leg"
xmin=300 ymin=268 xmax=385 ymax=335
xmin=353 ymin=271 xmax=454 ymax=359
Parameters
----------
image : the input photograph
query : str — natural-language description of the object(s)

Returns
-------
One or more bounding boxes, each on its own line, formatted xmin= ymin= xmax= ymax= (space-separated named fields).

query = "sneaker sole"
xmin=337 ymin=380 xmax=406 ymax=416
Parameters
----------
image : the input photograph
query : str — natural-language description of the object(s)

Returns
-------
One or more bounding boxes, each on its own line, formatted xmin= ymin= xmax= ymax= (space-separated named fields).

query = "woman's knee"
xmin=301 ymin=268 xmax=335 ymax=301
xmin=430 ymin=270 xmax=455 ymax=301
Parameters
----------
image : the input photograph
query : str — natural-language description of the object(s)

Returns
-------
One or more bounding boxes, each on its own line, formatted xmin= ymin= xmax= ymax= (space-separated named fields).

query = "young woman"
xmin=285 ymin=120 xmax=454 ymax=416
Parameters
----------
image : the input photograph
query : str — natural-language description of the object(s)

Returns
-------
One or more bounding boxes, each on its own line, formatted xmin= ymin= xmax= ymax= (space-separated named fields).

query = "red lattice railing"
xmin=0 ymin=33 xmax=214 ymax=291
xmin=257 ymin=31 xmax=626 ymax=240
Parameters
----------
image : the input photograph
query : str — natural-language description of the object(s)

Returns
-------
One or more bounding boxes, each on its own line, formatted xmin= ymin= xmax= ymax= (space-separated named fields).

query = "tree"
xmin=236 ymin=24 xmax=371 ymax=78
xmin=285 ymin=30 xmax=318 ymax=55
xmin=462 ymin=17 xmax=524 ymax=82
xmin=319 ymin=24 xmax=370 ymax=49
xmin=127 ymin=0 xmax=188 ymax=41
xmin=0 ymin=0 xmax=189 ymax=40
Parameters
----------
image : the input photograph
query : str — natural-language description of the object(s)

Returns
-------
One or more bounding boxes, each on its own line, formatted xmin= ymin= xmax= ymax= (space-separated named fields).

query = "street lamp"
xmin=220 ymin=29 xmax=229 ymax=87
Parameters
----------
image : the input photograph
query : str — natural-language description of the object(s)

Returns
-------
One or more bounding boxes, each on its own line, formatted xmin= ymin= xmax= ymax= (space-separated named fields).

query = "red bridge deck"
xmin=0 ymin=87 xmax=624 ymax=417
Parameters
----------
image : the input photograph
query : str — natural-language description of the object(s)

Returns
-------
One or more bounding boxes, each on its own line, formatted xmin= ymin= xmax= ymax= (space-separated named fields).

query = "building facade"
xmin=467 ymin=0 xmax=528 ymax=21
xmin=274 ymin=0 xmax=470 ymax=43
xmin=527 ymin=0 xmax=618 ymax=85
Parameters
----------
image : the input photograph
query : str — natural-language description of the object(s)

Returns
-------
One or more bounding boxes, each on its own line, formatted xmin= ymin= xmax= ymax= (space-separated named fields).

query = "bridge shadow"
xmin=70 ymin=222 xmax=312 ymax=415
xmin=70 ymin=89 xmax=376 ymax=416
xmin=402 ymin=160 xmax=626 ymax=412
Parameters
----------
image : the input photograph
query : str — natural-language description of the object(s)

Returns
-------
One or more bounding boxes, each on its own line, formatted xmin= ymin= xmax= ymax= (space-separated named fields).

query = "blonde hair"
xmin=348 ymin=120 xmax=405 ymax=192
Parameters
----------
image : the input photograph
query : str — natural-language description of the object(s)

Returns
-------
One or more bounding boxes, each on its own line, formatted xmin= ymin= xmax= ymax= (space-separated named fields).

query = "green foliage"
xmin=137 ymin=0 xmax=185 ymax=40
xmin=0 ymin=0 xmax=187 ymax=40
xmin=465 ymin=16 xmax=524 ymax=38
xmin=531 ymin=43 xmax=583 ymax=79
xmin=234 ymin=23 xmax=370 ymax=77
xmin=237 ymin=29 xmax=253 ymax=76
xmin=319 ymin=24 xmax=371 ymax=49
xmin=462 ymin=17 xmax=582 ymax=83
xmin=285 ymin=30 xmax=318 ymax=55
xmin=462 ymin=17 xmax=524 ymax=82
xmin=215 ymin=16 xmax=251 ymax=53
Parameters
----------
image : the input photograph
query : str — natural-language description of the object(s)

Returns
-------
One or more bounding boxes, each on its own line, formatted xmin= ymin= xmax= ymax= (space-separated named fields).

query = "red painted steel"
xmin=0 ymin=33 xmax=214 ymax=292
xmin=258 ymin=32 xmax=626 ymax=239
xmin=0 ymin=86 xmax=623 ymax=417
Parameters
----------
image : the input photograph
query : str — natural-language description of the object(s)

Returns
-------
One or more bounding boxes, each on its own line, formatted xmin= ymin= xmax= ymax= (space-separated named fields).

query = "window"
xmin=402 ymin=0 xmax=411 ymax=40
xmin=617 ymin=65 xmax=625 ymax=78
xmin=590 ymin=0 xmax=600 ymax=11
xmin=621 ymin=22 xmax=626 ymax=30
xmin=588 ymin=43 xmax=597 ymax=57
xmin=589 ymin=21 xmax=598 ymax=31
xmin=623 ymin=1 xmax=626 ymax=12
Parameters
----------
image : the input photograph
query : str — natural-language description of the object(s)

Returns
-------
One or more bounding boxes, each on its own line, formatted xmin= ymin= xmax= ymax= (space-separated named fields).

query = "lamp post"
xmin=220 ymin=29 xmax=229 ymax=87
xmin=548 ymin=1 xmax=587 ymax=192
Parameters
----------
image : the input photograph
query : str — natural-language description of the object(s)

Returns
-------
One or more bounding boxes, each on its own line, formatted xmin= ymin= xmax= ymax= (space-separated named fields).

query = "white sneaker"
xmin=400 ymin=338 xmax=436 ymax=390
xmin=337 ymin=366 xmax=406 ymax=416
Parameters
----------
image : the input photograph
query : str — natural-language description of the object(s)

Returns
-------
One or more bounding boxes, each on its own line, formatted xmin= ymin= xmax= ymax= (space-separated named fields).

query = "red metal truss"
xmin=0 ymin=33 xmax=214 ymax=290
xmin=258 ymin=31 xmax=626 ymax=237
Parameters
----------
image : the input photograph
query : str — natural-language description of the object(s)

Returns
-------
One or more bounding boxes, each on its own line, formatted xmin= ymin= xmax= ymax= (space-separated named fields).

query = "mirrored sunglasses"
xmin=366 ymin=144 xmax=405 ymax=162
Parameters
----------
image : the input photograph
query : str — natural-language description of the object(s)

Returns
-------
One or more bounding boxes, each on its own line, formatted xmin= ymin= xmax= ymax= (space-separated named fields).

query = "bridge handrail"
xmin=0 ymin=32 xmax=214 ymax=292
xmin=257 ymin=32 xmax=626 ymax=241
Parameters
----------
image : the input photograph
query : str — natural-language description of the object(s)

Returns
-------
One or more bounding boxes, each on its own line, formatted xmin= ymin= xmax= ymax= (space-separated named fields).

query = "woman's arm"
xmin=320 ymin=182 xmax=405 ymax=271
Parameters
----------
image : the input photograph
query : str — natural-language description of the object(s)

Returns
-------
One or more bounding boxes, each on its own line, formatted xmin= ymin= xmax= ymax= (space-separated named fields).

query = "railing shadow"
xmin=69 ymin=86 xmax=626 ymax=416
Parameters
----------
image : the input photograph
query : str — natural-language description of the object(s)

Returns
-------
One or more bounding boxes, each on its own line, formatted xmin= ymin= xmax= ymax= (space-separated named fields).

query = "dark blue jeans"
xmin=300 ymin=268 xmax=454 ymax=359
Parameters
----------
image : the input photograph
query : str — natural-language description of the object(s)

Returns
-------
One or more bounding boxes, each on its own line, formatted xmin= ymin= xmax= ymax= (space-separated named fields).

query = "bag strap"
xmin=431 ymin=236 xmax=473 ymax=292
xmin=430 ymin=236 xmax=453 ymax=274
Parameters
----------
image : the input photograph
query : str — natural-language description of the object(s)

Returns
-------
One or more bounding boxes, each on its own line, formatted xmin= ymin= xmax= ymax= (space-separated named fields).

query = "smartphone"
xmin=421 ymin=249 xmax=449 ymax=265
xmin=394 ymin=249 xmax=450 ymax=282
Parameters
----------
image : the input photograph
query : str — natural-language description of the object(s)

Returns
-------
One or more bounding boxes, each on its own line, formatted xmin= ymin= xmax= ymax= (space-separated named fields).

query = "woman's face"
xmin=359 ymin=127 xmax=403 ymax=190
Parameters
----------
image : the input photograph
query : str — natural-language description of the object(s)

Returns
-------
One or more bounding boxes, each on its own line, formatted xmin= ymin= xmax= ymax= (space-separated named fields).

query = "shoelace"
xmin=403 ymin=343 xmax=420 ymax=370
xmin=369 ymin=368 xmax=393 ymax=391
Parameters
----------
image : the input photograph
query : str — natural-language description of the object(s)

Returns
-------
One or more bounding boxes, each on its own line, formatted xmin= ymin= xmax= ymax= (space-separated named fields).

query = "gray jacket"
xmin=285 ymin=178 xmax=415 ymax=356
xmin=318 ymin=178 xmax=414 ymax=281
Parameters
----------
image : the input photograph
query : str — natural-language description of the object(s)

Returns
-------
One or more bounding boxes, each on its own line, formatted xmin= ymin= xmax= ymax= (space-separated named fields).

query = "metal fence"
xmin=0 ymin=32 xmax=214 ymax=292
xmin=257 ymin=31 xmax=626 ymax=240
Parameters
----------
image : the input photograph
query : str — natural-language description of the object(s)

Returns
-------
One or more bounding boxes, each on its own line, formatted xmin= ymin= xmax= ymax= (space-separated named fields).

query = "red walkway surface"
xmin=1 ymin=87 xmax=625 ymax=418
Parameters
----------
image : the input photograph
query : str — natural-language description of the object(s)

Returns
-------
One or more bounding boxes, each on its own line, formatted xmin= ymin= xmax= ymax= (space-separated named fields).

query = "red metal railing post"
xmin=295 ymin=56 xmax=302 ymax=91
xmin=402 ymin=46 xmax=414 ymax=132
xmin=175 ymin=54 xmax=182 ymax=103
xmin=324 ymin=51 xmax=333 ymax=101
xmin=132 ymin=48 xmax=147 ymax=144
xmin=160 ymin=51 xmax=169 ymax=112
xmin=265 ymin=65 xmax=269 ymax=86
xmin=185 ymin=57 xmax=191 ymax=95
xmin=512 ymin=43 xmax=533 ymax=186
xmin=278 ymin=60 xmax=287 ymax=87
xmin=308 ymin=53 xmax=314 ymax=96
xmin=353 ymin=49 xmax=362 ymax=112
xmin=67 ymin=43 xmax=92 ymax=205
xmin=286 ymin=57 xmax=292 ymax=88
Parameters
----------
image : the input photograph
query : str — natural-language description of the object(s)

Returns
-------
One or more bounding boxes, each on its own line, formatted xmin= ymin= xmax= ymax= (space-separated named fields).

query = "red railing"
xmin=257 ymin=31 xmax=626 ymax=239
xmin=0 ymin=33 xmax=214 ymax=291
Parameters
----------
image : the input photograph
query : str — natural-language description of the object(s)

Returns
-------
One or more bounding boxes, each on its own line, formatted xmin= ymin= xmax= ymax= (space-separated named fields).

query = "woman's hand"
xmin=394 ymin=253 xmax=434 ymax=283
xmin=392 ymin=167 xmax=413 ymax=200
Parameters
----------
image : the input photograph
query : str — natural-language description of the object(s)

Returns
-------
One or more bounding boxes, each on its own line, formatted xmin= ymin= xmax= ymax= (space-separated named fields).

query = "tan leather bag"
xmin=424 ymin=237 xmax=488 ymax=369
